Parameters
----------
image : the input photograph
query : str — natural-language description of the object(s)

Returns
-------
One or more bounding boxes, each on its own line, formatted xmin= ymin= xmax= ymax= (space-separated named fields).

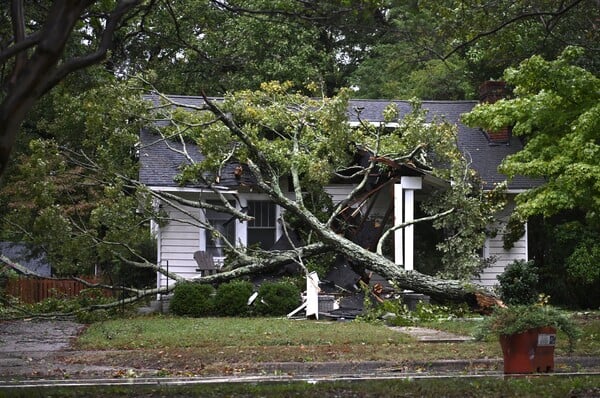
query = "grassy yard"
xmin=74 ymin=312 xmax=600 ymax=367
xmin=76 ymin=316 xmax=497 ymax=364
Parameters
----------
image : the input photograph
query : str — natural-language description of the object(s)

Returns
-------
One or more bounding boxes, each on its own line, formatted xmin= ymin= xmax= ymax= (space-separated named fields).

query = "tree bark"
xmin=310 ymin=215 xmax=492 ymax=304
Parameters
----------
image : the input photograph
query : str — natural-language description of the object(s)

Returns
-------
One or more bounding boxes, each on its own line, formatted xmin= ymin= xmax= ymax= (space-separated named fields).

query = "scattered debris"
xmin=287 ymin=269 xmax=433 ymax=321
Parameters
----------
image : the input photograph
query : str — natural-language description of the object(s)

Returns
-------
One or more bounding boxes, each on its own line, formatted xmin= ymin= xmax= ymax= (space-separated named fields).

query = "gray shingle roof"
xmin=139 ymin=129 xmax=205 ymax=187
xmin=139 ymin=128 xmax=254 ymax=188
xmin=347 ymin=99 xmax=539 ymax=190
xmin=0 ymin=242 xmax=52 ymax=277
xmin=139 ymin=95 xmax=539 ymax=190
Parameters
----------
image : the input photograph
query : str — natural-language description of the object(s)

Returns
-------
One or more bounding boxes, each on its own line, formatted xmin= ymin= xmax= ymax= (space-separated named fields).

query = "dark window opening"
xmin=247 ymin=201 xmax=276 ymax=249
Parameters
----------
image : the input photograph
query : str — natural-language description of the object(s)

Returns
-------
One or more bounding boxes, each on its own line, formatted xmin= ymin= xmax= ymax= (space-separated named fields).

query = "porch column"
xmin=394 ymin=184 xmax=404 ymax=267
xmin=394 ymin=177 xmax=422 ymax=271
xmin=236 ymin=197 xmax=248 ymax=247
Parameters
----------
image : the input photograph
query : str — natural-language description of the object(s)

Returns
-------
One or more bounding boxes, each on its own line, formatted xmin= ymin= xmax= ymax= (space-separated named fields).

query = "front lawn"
xmin=76 ymin=311 xmax=600 ymax=365
xmin=75 ymin=316 xmax=504 ymax=369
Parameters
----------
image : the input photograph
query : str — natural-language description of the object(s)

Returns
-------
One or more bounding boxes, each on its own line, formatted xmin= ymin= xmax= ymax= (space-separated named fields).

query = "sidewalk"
xmin=390 ymin=325 xmax=474 ymax=342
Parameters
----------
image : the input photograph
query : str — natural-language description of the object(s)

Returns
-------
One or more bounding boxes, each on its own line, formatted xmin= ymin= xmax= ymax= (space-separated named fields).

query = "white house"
xmin=139 ymin=92 xmax=538 ymax=292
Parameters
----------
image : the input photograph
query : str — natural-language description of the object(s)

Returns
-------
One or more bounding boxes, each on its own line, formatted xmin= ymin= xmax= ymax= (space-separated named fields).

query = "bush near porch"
xmin=169 ymin=280 xmax=300 ymax=317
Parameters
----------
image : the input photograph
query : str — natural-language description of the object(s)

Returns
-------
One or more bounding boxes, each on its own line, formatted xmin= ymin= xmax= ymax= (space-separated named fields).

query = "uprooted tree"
xmin=122 ymin=81 xmax=502 ymax=307
xmin=1 ymin=80 xmax=503 ymax=313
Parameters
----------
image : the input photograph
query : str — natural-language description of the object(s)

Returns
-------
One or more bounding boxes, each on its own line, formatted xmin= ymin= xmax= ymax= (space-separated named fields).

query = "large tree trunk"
xmin=186 ymin=232 xmax=494 ymax=305
xmin=0 ymin=0 xmax=140 ymax=178
xmin=199 ymin=95 xmax=499 ymax=306
xmin=315 ymin=221 xmax=492 ymax=304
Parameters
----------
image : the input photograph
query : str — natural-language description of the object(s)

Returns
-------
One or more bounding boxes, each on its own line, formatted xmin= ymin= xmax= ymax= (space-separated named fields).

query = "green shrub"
xmin=29 ymin=289 xmax=80 ymax=313
xmin=254 ymin=281 xmax=301 ymax=316
xmin=497 ymin=260 xmax=539 ymax=305
xmin=76 ymin=308 xmax=112 ymax=324
xmin=170 ymin=282 xmax=215 ymax=317
xmin=214 ymin=280 xmax=254 ymax=316
xmin=566 ymin=239 xmax=600 ymax=285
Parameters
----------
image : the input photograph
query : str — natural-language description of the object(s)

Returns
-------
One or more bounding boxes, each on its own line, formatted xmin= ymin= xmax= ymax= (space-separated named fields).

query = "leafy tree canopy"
xmin=115 ymin=0 xmax=389 ymax=96
xmin=350 ymin=0 xmax=599 ymax=99
xmin=157 ymin=81 xmax=502 ymax=280
xmin=464 ymin=47 xmax=600 ymax=223
xmin=0 ymin=74 xmax=155 ymax=280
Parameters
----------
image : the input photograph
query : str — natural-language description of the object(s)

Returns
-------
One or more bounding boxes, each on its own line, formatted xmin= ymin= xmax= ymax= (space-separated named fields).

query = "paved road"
xmin=0 ymin=319 xmax=86 ymax=378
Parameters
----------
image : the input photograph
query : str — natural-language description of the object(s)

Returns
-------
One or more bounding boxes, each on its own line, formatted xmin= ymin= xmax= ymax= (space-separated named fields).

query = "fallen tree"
xmin=1 ymin=82 xmax=503 ymax=317
xmin=136 ymin=82 xmax=502 ymax=306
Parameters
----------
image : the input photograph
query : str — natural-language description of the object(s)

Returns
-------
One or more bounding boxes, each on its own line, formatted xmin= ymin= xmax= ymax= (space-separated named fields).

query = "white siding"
xmin=157 ymin=205 xmax=202 ymax=289
xmin=325 ymin=184 xmax=355 ymax=205
xmin=475 ymin=232 xmax=528 ymax=288
xmin=474 ymin=197 xmax=528 ymax=288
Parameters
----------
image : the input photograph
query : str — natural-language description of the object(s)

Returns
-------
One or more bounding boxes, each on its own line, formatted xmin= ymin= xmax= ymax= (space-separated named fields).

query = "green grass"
xmin=73 ymin=312 xmax=599 ymax=367
xmin=77 ymin=316 xmax=414 ymax=349
xmin=3 ymin=376 xmax=599 ymax=397
xmin=75 ymin=316 xmax=502 ymax=364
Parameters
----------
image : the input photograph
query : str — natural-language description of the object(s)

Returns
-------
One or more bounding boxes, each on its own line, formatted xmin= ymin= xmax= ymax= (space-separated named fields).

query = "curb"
xmin=1 ymin=356 xmax=598 ymax=382
xmin=242 ymin=356 xmax=600 ymax=376
xmin=1 ymin=370 xmax=600 ymax=390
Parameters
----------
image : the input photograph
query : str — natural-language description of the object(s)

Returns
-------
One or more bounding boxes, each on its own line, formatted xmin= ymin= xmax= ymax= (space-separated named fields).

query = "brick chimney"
xmin=479 ymin=80 xmax=510 ymax=144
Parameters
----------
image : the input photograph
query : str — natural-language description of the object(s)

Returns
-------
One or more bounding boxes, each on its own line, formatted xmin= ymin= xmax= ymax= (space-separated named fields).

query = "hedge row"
xmin=169 ymin=280 xmax=300 ymax=317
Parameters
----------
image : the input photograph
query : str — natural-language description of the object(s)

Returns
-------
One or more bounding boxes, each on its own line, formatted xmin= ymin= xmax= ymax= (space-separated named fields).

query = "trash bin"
xmin=500 ymin=327 xmax=556 ymax=374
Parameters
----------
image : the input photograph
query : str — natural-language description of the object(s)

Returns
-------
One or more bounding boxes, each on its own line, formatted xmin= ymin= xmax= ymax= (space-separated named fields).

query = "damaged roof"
xmin=139 ymin=95 xmax=539 ymax=191
xmin=347 ymin=99 xmax=539 ymax=190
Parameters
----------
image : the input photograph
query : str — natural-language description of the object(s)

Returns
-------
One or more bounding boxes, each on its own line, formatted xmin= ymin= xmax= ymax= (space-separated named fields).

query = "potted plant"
xmin=476 ymin=304 xmax=581 ymax=374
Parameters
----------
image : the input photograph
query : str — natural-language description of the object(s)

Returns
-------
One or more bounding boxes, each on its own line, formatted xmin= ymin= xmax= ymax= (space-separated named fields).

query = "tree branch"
xmin=42 ymin=0 xmax=142 ymax=94
xmin=0 ymin=254 xmax=46 ymax=277
xmin=202 ymin=94 xmax=279 ymax=183
xmin=443 ymin=0 xmax=585 ymax=60
xmin=327 ymin=128 xmax=381 ymax=227
xmin=8 ymin=0 xmax=27 ymax=86
xmin=376 ymin=208 xmax=455 ymax=255
xmin=0 ymin=0 xmax=146 ymax=178
xmin=194 ymin=242 xmax=331 ymax=283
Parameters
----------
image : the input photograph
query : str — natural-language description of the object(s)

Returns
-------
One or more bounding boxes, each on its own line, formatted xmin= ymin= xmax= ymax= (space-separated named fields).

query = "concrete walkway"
xmin=389 ymin=326 xmax=474 ymax=342
xmin=0 ymin=319 xmax=85 ymax=377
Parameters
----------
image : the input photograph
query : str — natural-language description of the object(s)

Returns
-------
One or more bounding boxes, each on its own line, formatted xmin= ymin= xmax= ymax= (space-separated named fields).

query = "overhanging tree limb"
xmin=0 ymin=254 xmax=45 ymax=277
xmin=145 ymin=86 xmax=500 ymax=305
xmin=0 ymin=0 xmax=143 ymax=178
xmin=376 ymin=208 xmax=455 ymax=255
